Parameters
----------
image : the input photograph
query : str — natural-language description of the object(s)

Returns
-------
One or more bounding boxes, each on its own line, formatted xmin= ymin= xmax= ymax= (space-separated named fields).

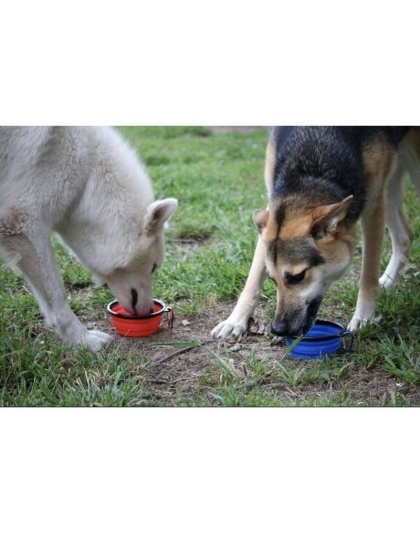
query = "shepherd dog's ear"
xmin=253 ymin=209 xmax=269 ymax=234
xmin=144 ymin=198 xmax=178 ymax=235
xmin=311 ymin=195 xmax=353 ymax=237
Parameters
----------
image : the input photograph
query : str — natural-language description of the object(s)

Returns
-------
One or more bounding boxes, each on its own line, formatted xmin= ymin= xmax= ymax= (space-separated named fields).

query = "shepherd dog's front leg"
xmin=212 ymin=236 xmax=267 ymax=339
xmin=379 ymin=164 xmax=414 ymax=288
xmin=348 ymin=196 xmax=386 ymax=331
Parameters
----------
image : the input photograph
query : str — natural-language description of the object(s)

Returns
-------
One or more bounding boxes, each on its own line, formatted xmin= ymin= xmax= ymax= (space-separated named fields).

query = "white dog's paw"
xmin=82 ymin=330 xmax=113 ymax=352
xmin=211 ymin=315 xmax=249 ymax=340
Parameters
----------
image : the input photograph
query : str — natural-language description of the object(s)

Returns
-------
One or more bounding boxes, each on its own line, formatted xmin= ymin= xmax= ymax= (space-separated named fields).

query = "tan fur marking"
xmin=261 ymin=217 xmax=278 ymax=242
xmin=358 ymin=137 xmax=394 ymax=312
xmin=316 ymin=223 xmax=357 ymax=263
xmin=253 ymin=209 xmax=269 ymax=232
xmin=285 ymin=263 xmax=309 ymax=277
xmin=362 ymin=137 xmax=394 ymax=181
xmin=279 ymin=210 xmax=313 ymax=240
xmin=264 ymin=135 xmax=277 ymax=194
xmin=260 ymin=199 xmax=280 ymax=241
xmin=262 ymin=196 xmax=316 ymax=242
xmin=362 ymin=137 xmax=396 ymax=205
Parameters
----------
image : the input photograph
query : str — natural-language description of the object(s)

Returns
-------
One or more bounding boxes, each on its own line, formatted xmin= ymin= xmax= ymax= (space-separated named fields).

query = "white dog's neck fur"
xmin=56 ymin=127 xmax=157 ymax=273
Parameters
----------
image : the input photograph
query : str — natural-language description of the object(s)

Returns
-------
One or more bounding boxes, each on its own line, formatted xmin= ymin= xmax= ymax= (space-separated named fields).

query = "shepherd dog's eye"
xmin=151 ymin=263 xmax=158 ymax=273
xmin=285 ymin=270 xmax=306 ymax=285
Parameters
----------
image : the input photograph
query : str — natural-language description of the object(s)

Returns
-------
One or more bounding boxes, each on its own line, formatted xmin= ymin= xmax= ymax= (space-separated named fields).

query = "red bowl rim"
xmin=107 ymin=299 xmax=167 ymax=320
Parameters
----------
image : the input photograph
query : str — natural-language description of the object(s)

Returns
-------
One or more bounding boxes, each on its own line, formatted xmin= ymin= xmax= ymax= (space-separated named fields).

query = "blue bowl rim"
xmin=286 ymin=319 xmax=345 ymax=342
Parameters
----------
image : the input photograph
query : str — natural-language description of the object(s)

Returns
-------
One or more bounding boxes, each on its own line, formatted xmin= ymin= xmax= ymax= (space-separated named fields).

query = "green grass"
xmin=1 ymin=126 xmax=420 ymax=406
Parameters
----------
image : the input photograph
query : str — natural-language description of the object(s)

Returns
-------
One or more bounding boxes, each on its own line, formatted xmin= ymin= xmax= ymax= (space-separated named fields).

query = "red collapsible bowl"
xmin=107 ymin=299 xmax=171 ymax=337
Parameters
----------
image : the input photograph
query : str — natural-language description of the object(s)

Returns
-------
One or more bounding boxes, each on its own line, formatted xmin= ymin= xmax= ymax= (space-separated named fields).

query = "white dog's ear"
xmin=145 ymin=198 xmax=178 ymax=234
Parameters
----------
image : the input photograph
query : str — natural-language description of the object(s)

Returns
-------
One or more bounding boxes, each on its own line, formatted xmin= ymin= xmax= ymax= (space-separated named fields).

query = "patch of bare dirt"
xmin=351 ymin=366 xmax=420 ymax=405
xmin=89 ymin=300 xmax=417 ymax=406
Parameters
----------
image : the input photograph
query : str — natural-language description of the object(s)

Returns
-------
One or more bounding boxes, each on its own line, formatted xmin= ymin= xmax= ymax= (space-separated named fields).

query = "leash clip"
xmin=166 ymin=306 xmax=175 ymax=329
xmin=342 ymin=331 xmax=354 ymax=354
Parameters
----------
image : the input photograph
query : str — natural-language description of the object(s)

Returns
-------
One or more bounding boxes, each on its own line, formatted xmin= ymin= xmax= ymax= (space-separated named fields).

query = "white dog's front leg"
xmin=57 ymin=318 xmax=113 ymax=352
xmin=2 ymin=232 xmax=112 ymax=351
xmin=212 ymin=236 xmax=267 ymax=339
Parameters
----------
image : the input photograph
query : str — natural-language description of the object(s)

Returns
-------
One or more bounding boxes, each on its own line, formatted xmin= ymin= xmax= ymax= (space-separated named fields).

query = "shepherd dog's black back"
xmin=269 ymin=126 xmax=409 ymax=223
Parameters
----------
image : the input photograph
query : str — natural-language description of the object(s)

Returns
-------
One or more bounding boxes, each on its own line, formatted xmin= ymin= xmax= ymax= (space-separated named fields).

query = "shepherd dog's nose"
xmin=271 ymin=318 xmax=289 ymax=337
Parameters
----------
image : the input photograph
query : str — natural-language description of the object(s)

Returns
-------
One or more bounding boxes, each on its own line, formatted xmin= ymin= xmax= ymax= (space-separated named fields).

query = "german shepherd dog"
xmin=212 ymin=127 xmax=420 ymax=339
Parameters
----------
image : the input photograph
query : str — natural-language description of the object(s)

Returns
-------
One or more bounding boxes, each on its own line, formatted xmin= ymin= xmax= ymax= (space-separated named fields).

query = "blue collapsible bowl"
xmin=285 ymin=320 xmax=353 ymax=359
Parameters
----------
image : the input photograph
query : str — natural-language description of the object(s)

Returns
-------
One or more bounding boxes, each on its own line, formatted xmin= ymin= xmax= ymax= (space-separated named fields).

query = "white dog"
xmin=0 ymin=127 xmax=177 ymax=351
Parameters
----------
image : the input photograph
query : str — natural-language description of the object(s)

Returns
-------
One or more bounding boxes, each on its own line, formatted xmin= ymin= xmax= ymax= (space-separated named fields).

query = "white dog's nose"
xmin=130 ymin=288 xmax=154 ymax=316
xmin=134 ymin=303 xmax=154 ymax=316
xmin=131 ymin=289 xmax=138 ymax=309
